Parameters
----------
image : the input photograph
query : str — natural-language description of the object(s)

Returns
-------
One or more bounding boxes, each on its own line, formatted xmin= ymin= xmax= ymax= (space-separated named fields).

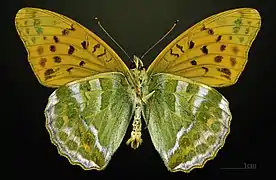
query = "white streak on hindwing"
xmin=192 ymin=87 xmax=209 ymax=115
xmin=166 ymin=121 xmax=196 ymax=160
xmin=69 ymin=83 xmax=85 ymax=111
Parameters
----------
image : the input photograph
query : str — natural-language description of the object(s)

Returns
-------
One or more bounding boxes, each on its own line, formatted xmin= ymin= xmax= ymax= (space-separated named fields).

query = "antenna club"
xmin=94 ymin=17 xmax=100 ymax=23
xmin=175 ymin=20 xmax=179 ymax=24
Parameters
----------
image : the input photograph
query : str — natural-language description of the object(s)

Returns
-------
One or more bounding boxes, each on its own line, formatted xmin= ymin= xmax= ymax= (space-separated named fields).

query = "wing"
xmin=15 ymin=7 xmax=130 ymax=88
xmin=142 ymin=73 xmax=231 ymax=172
xmin=45 ymin=72 xmax=135 ymax=170
xmin=147 ymin=8 xmax=261 ymax=87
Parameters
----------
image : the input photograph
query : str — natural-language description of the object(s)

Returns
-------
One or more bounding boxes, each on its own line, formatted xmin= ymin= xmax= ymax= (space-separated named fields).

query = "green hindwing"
xmin=143 ymin=73 xmax=232 ymax=172
xmin=45 ymin=72 xmax=135 ymax=170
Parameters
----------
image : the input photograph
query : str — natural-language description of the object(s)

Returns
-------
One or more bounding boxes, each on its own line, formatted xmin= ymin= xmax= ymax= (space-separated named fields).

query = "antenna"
xmin=94 ymin=17 xmax=131 ymax=60
xmin=141 ymin=20 xmax=179 ymax=59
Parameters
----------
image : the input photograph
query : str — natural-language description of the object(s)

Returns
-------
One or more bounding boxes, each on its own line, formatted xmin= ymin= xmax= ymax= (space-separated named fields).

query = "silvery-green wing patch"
xmin=45 ymin=72 xmax=135 ymax=170
xmin=143 ymin=73 xmax=232 ymax=172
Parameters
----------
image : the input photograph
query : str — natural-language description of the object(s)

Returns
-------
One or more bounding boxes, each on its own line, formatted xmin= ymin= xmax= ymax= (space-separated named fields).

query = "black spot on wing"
xmin=230 ymin=57 xmax=237 ymax=66
xmin=81 ymin=41 xmax=89 ymax=49
xmin=53 ymin=56 xmax=61 ymax=63
xmin=202 ymin=67 xmax=209 ymax=73
xmin=176 ymin=44 xmax=184 ymax=53
xmin=214 ymin=56 xmax=223 ymax=63
xmin=39 ymin=58 xmax=47 ymax=67
xmin=68 ymin=45 xmax=75 ymax=55
xmin=53 ymin=36 xmax=59 ymax=43
xmin=190 ymin=60 xmax=197 ymax=65
xmin=208 ymin=29 xmax=214 ymax=35
xmin=44 ymin=68 xmax=54 ymax=76
xmin=170 ymin=49 xmax=180 ymax=57
xmin=50 ymin=45 xmax=56 ymax=52
xmin=61 ymin=24 xmax=76 ymax=36
xmin=62 ymin=29 xmax=69 ymax=35
xmin=201 ymin=46 xmax=208 ymax=54
xmin=216 ymin=35 xmax=222 ymax=42
xmin=220 ymin=45 xmax=226 ymax=52
xmin=79 ymin=61 xmax=85 ymax=66
xmin=217 ymin=68 xmax=231 ymax=75
xmin=66 ymin=67 xmax=73 ymax=73
xmin=97 ymin=48 xmax=107 ymax=58
xmin=188 ymin=41 xmax=195 ymax=49
xmin=92 ymin=44 xmax=100 ymax=53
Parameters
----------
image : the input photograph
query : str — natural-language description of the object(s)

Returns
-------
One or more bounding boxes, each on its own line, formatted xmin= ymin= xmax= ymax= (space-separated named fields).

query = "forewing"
xmin=15 ymin=7 xmax=130 ymax=87
xmin=147 ymin=8 xmax=261 ymax=87
xmin=143 ymin=73 xmax=231 ymax=172
xmin=45 ymin=72 xmax=135 ymax=170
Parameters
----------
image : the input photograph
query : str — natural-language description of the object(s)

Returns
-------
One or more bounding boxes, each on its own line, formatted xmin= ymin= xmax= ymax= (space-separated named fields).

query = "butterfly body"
xmin=15 ymin=7 xmax=261 ymax=172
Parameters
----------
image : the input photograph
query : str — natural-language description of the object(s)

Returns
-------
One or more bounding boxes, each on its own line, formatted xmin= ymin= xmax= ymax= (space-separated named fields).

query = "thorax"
xmin=129 ymin=68 xmax=148 ymax=103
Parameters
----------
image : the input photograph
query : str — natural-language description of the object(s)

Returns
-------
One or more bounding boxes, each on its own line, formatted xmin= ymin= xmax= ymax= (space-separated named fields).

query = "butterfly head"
xmin=129 ymin=56 xmax=148 ymax=92
xmin=130 ymin=55 xmax=145 ymax=70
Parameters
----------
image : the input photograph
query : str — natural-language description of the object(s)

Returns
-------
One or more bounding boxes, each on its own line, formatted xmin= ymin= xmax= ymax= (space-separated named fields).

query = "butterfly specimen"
xmin=15 ymin=7 xmax=261 ymax=172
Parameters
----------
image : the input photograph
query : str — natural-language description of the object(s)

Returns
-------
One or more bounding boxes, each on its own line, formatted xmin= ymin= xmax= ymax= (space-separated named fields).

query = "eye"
xmin=130 ymin=62 xmax=136 ymax=69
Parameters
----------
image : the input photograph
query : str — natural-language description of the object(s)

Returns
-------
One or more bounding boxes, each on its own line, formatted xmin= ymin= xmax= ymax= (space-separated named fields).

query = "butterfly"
xmin=15 ymin=7 xmax=261 ymax=172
